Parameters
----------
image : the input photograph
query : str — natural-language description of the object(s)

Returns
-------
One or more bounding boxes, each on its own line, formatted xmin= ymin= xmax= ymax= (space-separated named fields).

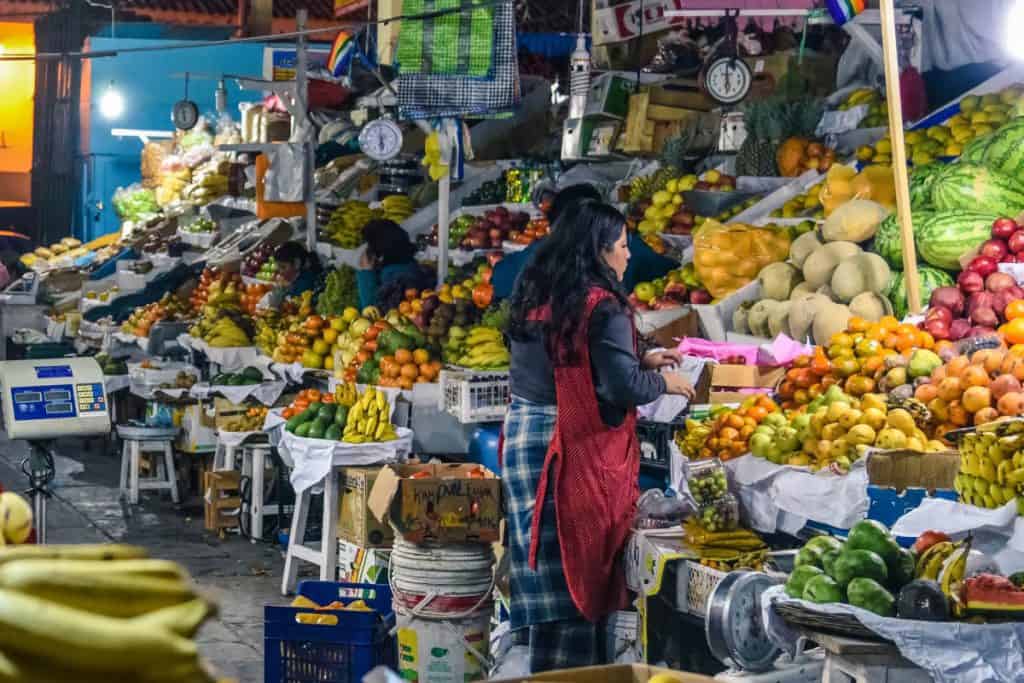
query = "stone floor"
xmin=0 ymin=432 xmax=294 ymax=681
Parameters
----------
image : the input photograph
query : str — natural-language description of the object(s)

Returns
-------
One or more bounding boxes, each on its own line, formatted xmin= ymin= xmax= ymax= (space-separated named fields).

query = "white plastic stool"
xmin=282 ymin=464 xmax=340 ymax=595
xmin=242 ymin=444 xmax=280 ymax=542
xmin=119 ymin=436 xmax=180 ymax=505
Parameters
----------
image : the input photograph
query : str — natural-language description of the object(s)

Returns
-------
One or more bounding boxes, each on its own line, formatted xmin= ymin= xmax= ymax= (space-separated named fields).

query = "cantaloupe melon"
xmin=822 ymin=199 xmax=890 ymax=243
xmin=803 ymin=241 xmax=863 ymax=289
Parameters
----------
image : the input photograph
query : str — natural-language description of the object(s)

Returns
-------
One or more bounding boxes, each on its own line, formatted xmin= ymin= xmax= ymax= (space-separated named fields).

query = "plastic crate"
xmin=264 ymin=581 xmax=395 ymax=683
xmin=678 ymin=560 xmax=728 ymax=616
xmin=637 ymin=418 xmax=685 ymax=472
xmin=440 ymin=369 xmax=510 ymax=424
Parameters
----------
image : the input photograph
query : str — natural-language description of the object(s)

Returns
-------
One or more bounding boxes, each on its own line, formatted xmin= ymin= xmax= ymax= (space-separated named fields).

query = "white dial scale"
xmin=704 ymin=56 xmax=753 ymax=105
xmin=358 ymin=118 xmax=404 ymax=161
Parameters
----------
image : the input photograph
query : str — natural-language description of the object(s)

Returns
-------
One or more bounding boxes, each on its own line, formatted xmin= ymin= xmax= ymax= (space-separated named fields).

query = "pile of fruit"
xmin=771 ymin=180 xmax=825 ymax=219
xmin=220 ymin=405 xmax=270 ymax=432
xmin=694 ymin=395 xmax=780 ymax=461
xmin=241 ymin=242 xmax=277 ymax=280
xmin=403 ymin=289 xmax=480 ymax=347
xmin=94 ymin=353 xmax=128 ymax=376
xmin=209 ymin=367 xmax=264 ymax=386
xmin=956 ymin=422 xmax=1024 ymax=511
xmin=835 ymin=87 xmax=888 ymax=128
xmin=189 ymin=268 xmax=243 ymax=314
xmin=0 ymin=539 xmax=221 ymax=681
xmin=442 ymin=325 xmax=509 ymax=370
xmin=241 ymin=282 xmax=272 ymax=315
xmin=735 ymin=97 xmax=829 ymax=177
xmin=682 ymin=516 xmax=767 ymax=571
xmin=315 ymin=266 xmax=360 ymax=317
xmin=254 ymin=291 xmax=315 ymax=360
xmin=632 ymin=171 xmax=749 ymax=238
xmin=120 ymin=294 xmax=190 ymax=338
xmin=284 ymin=386 xmax=398 ymax=443
xmin=180 ymin=217 xmax=215 ymax=234
xmin=375 ymin=349 xmax=441 ymax=389
xmin=783 ymin=520 xmax=920 ymax=618
xmin=631 ymin=265 xmax=711 ymax=311
xmin=427 ymin=206 xmax=533 ymax=251
xmin=322 ymin=200 xmax=382 ymax=248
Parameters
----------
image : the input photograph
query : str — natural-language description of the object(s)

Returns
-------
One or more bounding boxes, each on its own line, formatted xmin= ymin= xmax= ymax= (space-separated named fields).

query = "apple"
xmin=925 ymin=305 xmax=953 ymax=327
xmin=968 ymin=255 xmax=999 ymax=278
xmin=993 ymin=217 xmax=1018 ymax=240
xmin=1006 ymin=254 xmax=1020 ymax=264
xmin=958 ymin=269 xmax=986 ymax=294
xmin=1009 ymin=230 xmax=1024 ymax=255
xmin=923 ymin=317 xmax=951 ymax=340
xmin=689 ymin=289 xmax=712 ymax=305
xmin=980 ymin=239 xmax=1010 ymax=261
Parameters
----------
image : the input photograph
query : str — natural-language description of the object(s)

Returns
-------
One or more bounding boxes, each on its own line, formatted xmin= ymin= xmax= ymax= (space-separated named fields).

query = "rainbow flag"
xmin=328 ymin=31 xmax=356 ymax=77
xmin=826 ymin=0 xmax=865 ymax=26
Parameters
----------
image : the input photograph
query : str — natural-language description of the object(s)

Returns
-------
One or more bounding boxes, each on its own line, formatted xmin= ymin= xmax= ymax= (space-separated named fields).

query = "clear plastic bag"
xmin=697 ymin=493 xmax=740 ymax=532
xmin=686 ymin=458 xmax=730 ymax=507
xmin=633 ymin=489 xmax=694 ymax=530
xmin=693 ymin=219 xmax=791 ymax=298
xmin=112 ymin=184 xmax=159 ymax=222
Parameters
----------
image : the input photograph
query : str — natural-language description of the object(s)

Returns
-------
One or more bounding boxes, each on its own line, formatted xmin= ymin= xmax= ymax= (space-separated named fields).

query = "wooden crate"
xmin=619 ymin=92 xmax=720 ymax=155
xmin=203 ymin=470 xmax=241 ymax=536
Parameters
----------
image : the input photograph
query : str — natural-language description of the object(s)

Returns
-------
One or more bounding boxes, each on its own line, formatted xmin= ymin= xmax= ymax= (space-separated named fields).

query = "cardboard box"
xmin=866 ymin=450 xmax=959 ymax=531
xmin=491 ymin=663 xmax=715 ymax=683
xmin=695 ymin=363 xmax=785 ymax=405
xmin=337 ymin=467 xmax=395 ymax=548
xmin=584 ymin=73 xmax=635 ymax=119
xmin=634 ymin=307 xmax=699 ymax=347
xmin=175 ymin=402 xmax=217 ymax=453
xmin=213 ymin=397 xmax=249 ymax=430
xmin=368 ymin=463 xmax=502 ymax=544
xmin=336 ymin=539 xmax=390 ymax=584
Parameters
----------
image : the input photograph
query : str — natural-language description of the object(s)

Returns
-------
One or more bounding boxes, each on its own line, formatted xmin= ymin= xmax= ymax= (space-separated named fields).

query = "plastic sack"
xmin=693 ymin=220 xmax=790 ymax=299
xmin=677 ymin=339 xmax=760 ymax=364
xmin=820 ymin=164 xmax=896 ymax=216
xmin=112 ymin=184 xmax=159 ymax=222
xmin=633 ymin=489 xmax=694 ymax=530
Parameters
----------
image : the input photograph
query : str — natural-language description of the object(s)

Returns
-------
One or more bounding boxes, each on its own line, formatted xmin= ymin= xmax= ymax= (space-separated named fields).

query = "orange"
xmin=306 ymin=315 xmax=325 ymax=331
xmin=896 ymin=323 xmax=919 ymax=338
xmin=413 ymin=349 xmax=430 ymax=365
xmin=400 ymin=363 xmax=419 ymax=380
xmin=1008 ymin=300 xmax=1024 ymax=321
xmin=399 ymin=377 xmax=414 ymax=390
xmin=847 ymin=317 xmax=868 ymax=333
xmin=917 ymin=331 xmax=935 ymax=350
xmin=419 ymin=363 xmax=437 ymax=381
xmin=1005 ymin=318 xmax=1024 ymax=345
xmin=879 ymin=316 xmax=900 ymax=332
xmin=395 ymin=349 xmax=413 ymax=365
xmin=866 ymin=326 xmax=887 ymax=342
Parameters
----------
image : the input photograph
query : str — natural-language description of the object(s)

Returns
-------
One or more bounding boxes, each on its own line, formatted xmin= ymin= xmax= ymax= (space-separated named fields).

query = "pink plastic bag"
xmin=676 ymin=338 xmax=759 ymax=365
xmin=758 ymin=334 xmax=815 ymax=366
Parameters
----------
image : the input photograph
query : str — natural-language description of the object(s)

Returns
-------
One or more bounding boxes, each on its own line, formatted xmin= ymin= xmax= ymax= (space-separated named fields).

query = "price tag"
xmin=754 ymin=59 xmax=765 ymax=73
xmin=816 ymin=105 xmax=869 ymax=136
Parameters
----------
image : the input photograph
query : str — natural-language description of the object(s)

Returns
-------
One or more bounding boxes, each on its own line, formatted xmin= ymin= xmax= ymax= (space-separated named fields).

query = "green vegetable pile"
xmin=286 ymin=401 xmax=350 ymax=441
xmin=112 ymin=186 xmax=160 ymax=222
xmin=316 ymin=267 xmax=360 ymax=316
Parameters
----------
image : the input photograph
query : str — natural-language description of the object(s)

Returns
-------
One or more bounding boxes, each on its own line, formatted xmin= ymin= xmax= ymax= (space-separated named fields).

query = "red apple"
xmin=1010 ymin=230 xmax=1024 ymax=255
xmin=925 ymin=305 xmax=953 ymax=327
xmin=993 ymin=217 xmax=1018 ymax=240
xmin=980 ymin=239 xmax=1010 ymax=261
xmin=969 ymin=256 xmax=999 ymax=278
xmin=923 ymin=317 xmax=951 ymax=340
xmin=689 ymin=289 xmax=712 ymax=305
xmin=1006 ymin=254 xmax=1020 ymax=264
xmin=958 ymin=269 xmax=986 ymax=294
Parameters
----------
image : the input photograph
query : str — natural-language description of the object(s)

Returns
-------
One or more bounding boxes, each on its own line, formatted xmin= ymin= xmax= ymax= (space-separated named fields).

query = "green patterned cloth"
xmin=397 ymin=0 xmax=494 ymax=78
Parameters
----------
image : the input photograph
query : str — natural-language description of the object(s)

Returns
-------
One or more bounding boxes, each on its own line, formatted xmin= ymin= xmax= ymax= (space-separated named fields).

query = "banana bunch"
xmin=683 ymin=519 xmax=767 ymax=553
xmin=325 ymin=200 xmax=385 ymax=248
xmin=381 ymin=195 xmax=414 ymax=223
xmin=838 ymin=87 xmax=880 ymax=110
xmin=956 ymin=430 xmax=1024 ymax=510
xmin=0 ymin=544 xmax=218 ymax=682
xmin=254 ymin=316 xmax=279 ymax=355
xmin=678 ymin=418 xmax=712 ymax=458
xmin=190 ymin=311 xmax=252 ymax=348
xmin=343 ymin=387 xmax=398 ymax=443
xmin=222 ymin=407 xmax=268 ymax=432
xmin=334 ymin=382 xmax=359 ymax=407
xmin=700 ymin=549 xmax=766 ymax=572
xmin=451 ymin=326 xmax=509 ymax=370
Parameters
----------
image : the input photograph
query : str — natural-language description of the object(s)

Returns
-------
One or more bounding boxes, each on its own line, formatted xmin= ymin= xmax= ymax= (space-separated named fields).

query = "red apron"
xmin=528 ymin=287 xmax=640 ymax=622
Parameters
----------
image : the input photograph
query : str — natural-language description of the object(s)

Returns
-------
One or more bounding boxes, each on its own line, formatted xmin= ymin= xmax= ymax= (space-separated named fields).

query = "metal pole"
xmin=296 ymin=9 xmax=317 ymax=253
xmin=438 ymin=172 xmax=451 ymax=285
xmin=879 ymin=0 xmax=921 ymax=314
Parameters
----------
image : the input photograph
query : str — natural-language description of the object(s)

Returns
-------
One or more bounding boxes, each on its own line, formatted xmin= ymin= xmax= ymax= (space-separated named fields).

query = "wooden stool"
xmin=119 ymin=436 xmax=180 ymax=505
xmin=204 ymin=470 xmax=241 ymax=536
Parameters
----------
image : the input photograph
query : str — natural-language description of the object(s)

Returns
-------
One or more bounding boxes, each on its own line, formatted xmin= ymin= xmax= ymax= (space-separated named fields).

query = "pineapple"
xmin=736 ymin=99 xmax=786 ymax=177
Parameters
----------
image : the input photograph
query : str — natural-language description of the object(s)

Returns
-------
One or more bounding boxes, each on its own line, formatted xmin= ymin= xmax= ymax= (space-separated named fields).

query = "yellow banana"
xmin=133 ymin=598 xmax=217 ymax=638
xmin=0 ymin=544 xmax=147 ymax=566
xmin=0 ymin=558 xmax=187 ymax=582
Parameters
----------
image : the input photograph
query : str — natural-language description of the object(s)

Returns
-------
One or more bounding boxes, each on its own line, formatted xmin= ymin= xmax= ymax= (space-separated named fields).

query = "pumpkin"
xmin=777 ymin=137 xmax=810 ymax=177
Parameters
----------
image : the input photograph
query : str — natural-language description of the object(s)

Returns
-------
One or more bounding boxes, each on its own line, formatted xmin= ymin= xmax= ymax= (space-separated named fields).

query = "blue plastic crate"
xmin=265 ymin=581 xmax=395 ymax=683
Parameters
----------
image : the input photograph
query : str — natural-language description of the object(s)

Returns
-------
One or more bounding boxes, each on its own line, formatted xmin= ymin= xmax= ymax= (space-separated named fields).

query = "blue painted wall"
xmin=80 ymin=27 xmax=269 ymax=242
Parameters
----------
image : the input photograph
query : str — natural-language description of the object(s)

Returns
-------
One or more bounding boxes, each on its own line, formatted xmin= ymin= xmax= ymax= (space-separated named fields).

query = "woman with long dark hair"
xmin=503 ymin=201 xmax=694 ymax=672
xmin=357 ymin=219 xmax=432 ymax=310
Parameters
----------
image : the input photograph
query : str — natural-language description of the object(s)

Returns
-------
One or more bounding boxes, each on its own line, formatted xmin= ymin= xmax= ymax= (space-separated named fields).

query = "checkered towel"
xmin=397 ymin=0 xmax=520 ymax=119
xmin=502 ymin=397 xmax=585 ymax=629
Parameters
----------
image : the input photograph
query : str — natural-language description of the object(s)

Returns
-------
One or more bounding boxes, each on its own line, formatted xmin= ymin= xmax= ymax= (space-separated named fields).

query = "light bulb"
xmin=99 ymin=82 xmax=124 ymax=120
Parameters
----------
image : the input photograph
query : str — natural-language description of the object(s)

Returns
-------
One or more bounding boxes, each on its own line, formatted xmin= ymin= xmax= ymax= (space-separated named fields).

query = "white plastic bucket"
xmin=390 ymin=538 xmax=495 ymax=682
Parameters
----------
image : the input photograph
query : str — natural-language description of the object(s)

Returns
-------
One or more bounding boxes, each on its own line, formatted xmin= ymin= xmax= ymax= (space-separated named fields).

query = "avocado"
xmin=821 ymin=548 xmax=842 ymax=577
xmin=285 ymin=413 xmax=307 ymax=432
xmin=847 ymin=577 xmax=895 ymax=617
xmin=318 ymin=405 xmax=336 ymax=422
xmin=307 ymin=418 xmax=328 ymax=439
xmin=242 ymin=366 xmax=263 ymax=382
xmin=227 ymin=375 xmax=246 ymax=386
xmin=794 ymin=545 xmax=825 ymax=570
xmin=325 ymin=424 xmax=343 ymax=441
xmin=295 ymin=422 xmax=312 ymax=438
xmin=333 ymin=406 xmax=349 ymax=426
xmin=889 ymin=547 xmax=916 ymax=591
xmin=785 ymin=565 xmax=824 ymax=599
xmin=211 ymin=373 xmax=229 ymax=385
xmin=307 ymin=401 xmax=323 ymax=415
xmin=897 ymin=579 xmax=949 ymax=621
xmin=831 ymin=549 xmax=888 ymax=589
xmin=846 ymin=519 xmax=900 ymax=567
xmin=802 ymin=574 xmax=843 ymax=604
xmin=806 ymin=535 xmax=843 ymax=555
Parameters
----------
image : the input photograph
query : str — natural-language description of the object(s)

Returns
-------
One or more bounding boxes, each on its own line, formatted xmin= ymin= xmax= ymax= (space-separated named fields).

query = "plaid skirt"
xmin=502 ymin=396 xmax=582 ymax=629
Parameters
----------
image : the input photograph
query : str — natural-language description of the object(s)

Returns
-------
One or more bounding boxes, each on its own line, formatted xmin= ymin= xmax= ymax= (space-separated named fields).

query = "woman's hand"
xmin=663 ymin=372 xmax=696 ymax=399
xmin=358 ymin=250 xmax=374 ymax=270
xmin=642 ymin=349 xmax=682 ymax=370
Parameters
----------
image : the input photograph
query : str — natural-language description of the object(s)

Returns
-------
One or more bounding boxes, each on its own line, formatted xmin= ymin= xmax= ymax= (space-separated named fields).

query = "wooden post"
xmin=879 ymin=0 xmax=921 ymax=314
xmin=378 ymin=0 xmax=403 ymax=65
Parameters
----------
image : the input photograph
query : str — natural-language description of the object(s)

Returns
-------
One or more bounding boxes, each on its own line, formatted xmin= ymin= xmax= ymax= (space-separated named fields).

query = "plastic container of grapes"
xmin=697 ymin=493 xmax=740 ymax=533
xmin=684 ymin=458 xmax=729 ymax=507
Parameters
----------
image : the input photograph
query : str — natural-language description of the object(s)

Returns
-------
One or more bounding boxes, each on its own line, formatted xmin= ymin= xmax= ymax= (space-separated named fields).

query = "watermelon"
xmin=962 ymin=133 xmax=996 ymax=165
xmin=931 ymin=163 xmax=1024 ymax=215
xmin=908 ymin=165 xmax=941 ymax=210
xmin=978 ymin=120 xmax=1024 ymax=175
xmin=916 ymin=211 xmax=1002 ymax=270
xmin=873 ymin=211 xmax=932 ymax=269
xmin=888 ymin=267 xmax=955 ymax=320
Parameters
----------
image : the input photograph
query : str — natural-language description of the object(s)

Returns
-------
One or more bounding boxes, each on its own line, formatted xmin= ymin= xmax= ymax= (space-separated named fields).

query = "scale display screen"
xmin=46 ymin=402 xmax=73 ymax=414
xmin=10 ymin=384 xmax=79 ymax=421
xmin=14 ymin=391 xmax=41 ymax=404
xmin=44 ymin=389 xmax=70 ymax=402
xmin=34 ymin=365 xmax=72 ymax=379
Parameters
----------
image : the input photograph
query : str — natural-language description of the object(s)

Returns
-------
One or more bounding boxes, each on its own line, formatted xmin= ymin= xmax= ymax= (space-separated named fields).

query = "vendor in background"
xmin=274 ymin=241 xmax=324 ymax=298
xmin=491 ymin=184 xmax=677 ymax=300
xmin=503 ymin=200 xmax=694 ymax=673
xmin=357 ymin=219 xmax=432 ymax=311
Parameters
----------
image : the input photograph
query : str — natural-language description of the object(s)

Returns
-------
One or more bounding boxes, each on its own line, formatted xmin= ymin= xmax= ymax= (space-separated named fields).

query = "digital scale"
xmin=0 ymin=358 xmax=111 ymax=542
